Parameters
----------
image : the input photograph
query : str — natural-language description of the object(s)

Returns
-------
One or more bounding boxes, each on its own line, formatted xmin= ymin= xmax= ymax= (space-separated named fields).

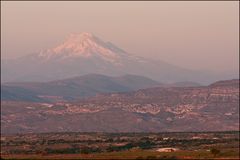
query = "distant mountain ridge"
xmin=2 ymin=32 xmax=235 ymax=84
xmin=1 ymin=74 xmax=161 ymax=102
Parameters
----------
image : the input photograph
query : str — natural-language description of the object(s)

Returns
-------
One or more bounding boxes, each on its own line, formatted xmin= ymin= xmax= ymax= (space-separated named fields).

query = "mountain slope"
xmin=1 ymin=74 xmax=161 ymax=102
xmin=1 ymin=86 xmax=43 ymax=102
xmin=1 ymin=32 xmax=232 ymax=84
xmin=1 ymin=79 xmax=239 ymax=133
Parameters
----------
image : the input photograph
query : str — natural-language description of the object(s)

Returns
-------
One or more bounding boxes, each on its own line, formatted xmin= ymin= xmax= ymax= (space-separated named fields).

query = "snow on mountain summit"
xmin=2 ymin=32 xmax=224 ymax=83
xmin=38 ymin=32 xmax=128 ymax=63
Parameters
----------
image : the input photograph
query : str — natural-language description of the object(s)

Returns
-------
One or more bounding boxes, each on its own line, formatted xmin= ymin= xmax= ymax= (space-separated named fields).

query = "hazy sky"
xmin=1 ymin=1 xmax=239 ymax=73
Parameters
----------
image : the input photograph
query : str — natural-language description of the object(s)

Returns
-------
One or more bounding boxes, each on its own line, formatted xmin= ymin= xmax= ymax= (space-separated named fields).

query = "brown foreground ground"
xmin=1 ymin=149 xmax=240 ymax=159
xmin=1 ymin=132 xmax=239 ymax=159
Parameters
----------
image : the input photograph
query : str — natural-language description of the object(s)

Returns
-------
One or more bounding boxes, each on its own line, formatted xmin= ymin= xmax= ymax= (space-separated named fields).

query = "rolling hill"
xmin=1 ymin=74 xmax=161 ymax=102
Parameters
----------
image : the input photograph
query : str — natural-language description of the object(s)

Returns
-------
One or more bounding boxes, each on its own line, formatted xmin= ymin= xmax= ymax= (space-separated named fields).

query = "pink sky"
xmin=1 ymin=1 xmax=239 ymax=73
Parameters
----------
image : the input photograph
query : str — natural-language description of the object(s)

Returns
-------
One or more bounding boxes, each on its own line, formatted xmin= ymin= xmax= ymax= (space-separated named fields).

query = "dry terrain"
xmin=1 ymin=132 xmax=239 ymax=159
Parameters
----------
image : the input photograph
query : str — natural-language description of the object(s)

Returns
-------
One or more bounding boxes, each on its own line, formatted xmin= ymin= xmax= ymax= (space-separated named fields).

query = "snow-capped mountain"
xmin=1 ymin=32 xmax=233 ymax=83
xmin=37 ymin=32 xmax=128 ymax=63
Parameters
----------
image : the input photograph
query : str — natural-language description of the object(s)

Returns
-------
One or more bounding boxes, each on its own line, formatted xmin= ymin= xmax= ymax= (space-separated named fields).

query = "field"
xmin=1 ymin=131 xmax=239 ymax=159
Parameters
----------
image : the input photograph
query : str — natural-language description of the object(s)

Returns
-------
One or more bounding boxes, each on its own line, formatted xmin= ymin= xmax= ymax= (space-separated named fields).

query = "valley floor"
xmin=1 ymin=132 xmax=239 ymax=159
xmin=1 ymin=149 xmax=240 ymax=160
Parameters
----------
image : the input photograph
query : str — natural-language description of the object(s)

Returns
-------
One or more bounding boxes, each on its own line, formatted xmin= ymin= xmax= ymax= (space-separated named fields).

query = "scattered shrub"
xmin=210 ymin=148 xmax=220 ymax=157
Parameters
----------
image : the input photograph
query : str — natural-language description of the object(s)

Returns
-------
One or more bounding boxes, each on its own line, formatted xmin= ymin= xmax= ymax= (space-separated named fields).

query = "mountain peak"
xmin=52 ymin=32 xmax=100 ymax=55
xmin=67 ymin=32 xmax=95 ymax=42
xmin=38 ymin=32 xmax=128 ymax=62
